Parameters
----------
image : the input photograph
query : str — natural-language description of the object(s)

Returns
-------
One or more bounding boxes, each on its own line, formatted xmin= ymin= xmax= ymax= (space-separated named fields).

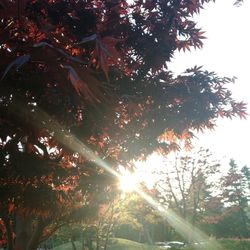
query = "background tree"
xmin=95 ymin=190 xmax=163 ymax=249
xmin=156 ymin=148 xmax=220 ymax=223
xmin=241 ymin=165 xmax=250 ymax=191
xmin=217 ymin=160 xmax=250 ymax=238
xmin=113 ymin=192 xmax=162 ymax=245
xmin=0 ymin=0 xmax=247 ymax=249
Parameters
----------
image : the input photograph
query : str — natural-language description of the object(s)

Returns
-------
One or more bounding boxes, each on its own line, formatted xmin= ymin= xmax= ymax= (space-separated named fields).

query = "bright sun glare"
xmin=118 ymin=154 xmax=166 ymax=192
xmin=119 ymin=170 xmax=138 ymax=192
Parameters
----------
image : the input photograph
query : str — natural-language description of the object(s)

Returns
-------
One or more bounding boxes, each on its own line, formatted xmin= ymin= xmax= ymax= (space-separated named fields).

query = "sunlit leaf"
xmin=61 ymin=64 xmax=101 ymax=105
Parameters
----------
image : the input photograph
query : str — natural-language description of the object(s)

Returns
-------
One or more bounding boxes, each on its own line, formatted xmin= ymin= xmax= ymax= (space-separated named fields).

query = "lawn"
xmin=52 ymin=238 xmax=164 ymax=250
xmin=106 ymin=238 xmax=163 ymax=250
xmin=184 ymin=239 xmax=250 ymax=250
xmin=52 ymin=238 xmax=250 ymax=250
xmin=52 ymin=241 xmax=82 ymax=250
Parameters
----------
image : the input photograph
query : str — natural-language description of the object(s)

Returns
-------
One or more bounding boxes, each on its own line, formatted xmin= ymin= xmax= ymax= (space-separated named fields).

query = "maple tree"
xmin=0 ymin=0 xmax=247 ymax=249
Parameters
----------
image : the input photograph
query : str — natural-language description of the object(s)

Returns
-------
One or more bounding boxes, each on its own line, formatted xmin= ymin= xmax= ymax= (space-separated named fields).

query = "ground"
xmin=51 ymin=238 xmax=250 ymax=250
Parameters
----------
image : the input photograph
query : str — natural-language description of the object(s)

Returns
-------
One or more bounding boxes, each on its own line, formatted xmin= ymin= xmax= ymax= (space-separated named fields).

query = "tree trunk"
xmin=103 ymin=222 xmax=114 ymax=250
xmin=138 ymin=232 xmax=142 ymax=243
xmin=86 ymin=236 xmax=93 ymax=250
xmin=14 ymin=215 xmax=32 ymax=250
xmin=95 ymin=230 xmax=99 ymax=250
xmin=27 ymin=219 xmax=45 ymax=250
xmin=2 ymin=214 xmax=14 ymax=250
xmin=142 ymin=223 xmax=152 ymax=245
xmin=71 ymin=238 xmax=77 ymax=250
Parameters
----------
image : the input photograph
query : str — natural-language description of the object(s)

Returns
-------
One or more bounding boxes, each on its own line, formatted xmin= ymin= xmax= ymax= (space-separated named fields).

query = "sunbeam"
xmin=136 ymin=189 xmax=222 ymax=249
xmin=16 ymin=102 xmax=223 ymax=249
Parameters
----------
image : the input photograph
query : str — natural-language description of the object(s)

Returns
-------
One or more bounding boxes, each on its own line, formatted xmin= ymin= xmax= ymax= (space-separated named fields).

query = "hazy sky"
xmin=169 ymin=0 xmax=250 ymax=168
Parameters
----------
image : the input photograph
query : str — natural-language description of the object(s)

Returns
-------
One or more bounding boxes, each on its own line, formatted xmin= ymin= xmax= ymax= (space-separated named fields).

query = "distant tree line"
xmin=50 ymin=150 xmax=250 ymax=248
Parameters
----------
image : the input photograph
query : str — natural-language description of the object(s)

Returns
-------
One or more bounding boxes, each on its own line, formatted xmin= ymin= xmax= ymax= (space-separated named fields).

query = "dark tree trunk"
xmin=2 ymin=214 xmax=14 ymax=250
xmin=14 ymin=215 xmax=32 ymax=250
xmin=27 ymin=219 xmax=45 ymax=250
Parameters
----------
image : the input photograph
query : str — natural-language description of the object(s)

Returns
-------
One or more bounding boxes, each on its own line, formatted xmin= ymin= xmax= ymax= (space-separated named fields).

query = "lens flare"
xmin=119 ymin=170 xmax=138 ymax=192
xmin=16 ymin=103 xmax=222 ymax=249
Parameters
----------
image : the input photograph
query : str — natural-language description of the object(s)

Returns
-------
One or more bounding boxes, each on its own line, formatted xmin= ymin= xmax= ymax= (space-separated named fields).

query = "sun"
xmin=118 ymin=154 xmax=166 ymax=192
xmin=118 ymin=168 xmax=138 ymax=192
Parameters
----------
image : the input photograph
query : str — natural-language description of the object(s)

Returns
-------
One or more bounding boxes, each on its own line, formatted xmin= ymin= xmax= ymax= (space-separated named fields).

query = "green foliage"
xmin=218 ymin=160 xmax=250 ymax=238
xmin=217 ymin=239 xmax=250 ymax=250
xmin=95 ymin=192 xmax=161 ymax=248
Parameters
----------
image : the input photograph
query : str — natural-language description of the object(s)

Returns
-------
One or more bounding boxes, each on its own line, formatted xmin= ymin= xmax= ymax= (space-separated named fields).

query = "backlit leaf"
xmin=61 ymin=64 xmax=101 ymax=105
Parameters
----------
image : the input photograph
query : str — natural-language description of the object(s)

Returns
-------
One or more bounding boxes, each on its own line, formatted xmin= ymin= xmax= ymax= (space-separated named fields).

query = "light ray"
xmin=15 ymin=102 xmax=222 ymax=248
xmin=136 ymin=189 xmax=222 ymax=249
xmin=14 ymin=100 xmax=120 ymax=178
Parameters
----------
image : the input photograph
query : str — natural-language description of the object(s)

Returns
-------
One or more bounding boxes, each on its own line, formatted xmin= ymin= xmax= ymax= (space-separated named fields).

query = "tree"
xmin=0 ymin=1 xmax=246 ymax=249
xmin=112 ymin=192 xmax=161 ymax=245
xmin=94 ymin=190 xmax=163 ymax=249
xmin=218 ymin=160 xmax=250 ymax=238
xmin=156 ymin=148 xmax=220 ymax=222
xmin=241 ymin=165 xmax=250 ymax=191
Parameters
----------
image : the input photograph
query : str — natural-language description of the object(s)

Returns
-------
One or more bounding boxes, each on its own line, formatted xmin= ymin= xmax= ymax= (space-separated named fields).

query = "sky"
xmin=169 ymin=0 xmax=250 ymax=168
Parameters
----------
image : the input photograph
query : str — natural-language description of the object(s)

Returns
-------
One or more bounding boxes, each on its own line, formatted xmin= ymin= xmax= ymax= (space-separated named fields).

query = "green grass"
xmin=52 ymin=238 xmax=250 ymax=250
xmin=51 ymin=238 xmax=163 ymax=250
xmin=217 ymin=239 xmax=250 ymax=250
xmin=107 ymin=238 xmax=163 ymax=250
xmin=52 ymin=241 xmax=82 ymax=250
xmin=184 ymin=239 xmax=250 ymax=250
